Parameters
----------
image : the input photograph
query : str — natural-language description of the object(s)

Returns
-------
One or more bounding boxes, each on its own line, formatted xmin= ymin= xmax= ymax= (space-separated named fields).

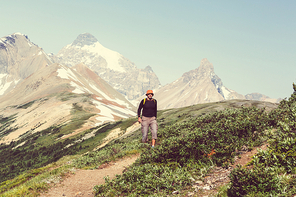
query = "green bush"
xmin=140 ymin=107 xmax=270 ymax=167
xmin=228 ymin=165 xmax=282 ymax=196
xmin=94 ymin=163 xmax=192 ymax=196
xmin=73 ymin=139 xmax=143 ymax=169
xmin=227 ymin=85 xmax=296 ymax=196
xmin=94 ymin=105 xmax=274 ymax=196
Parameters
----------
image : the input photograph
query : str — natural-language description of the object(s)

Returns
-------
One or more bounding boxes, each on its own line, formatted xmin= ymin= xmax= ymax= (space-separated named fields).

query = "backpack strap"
xmin=143 ymin=98 xmax=155 ymax=105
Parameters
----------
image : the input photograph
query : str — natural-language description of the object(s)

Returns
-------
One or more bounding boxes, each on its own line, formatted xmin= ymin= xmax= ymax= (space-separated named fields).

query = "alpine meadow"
xmin=1 ymin=85 xmax=296 ymax=196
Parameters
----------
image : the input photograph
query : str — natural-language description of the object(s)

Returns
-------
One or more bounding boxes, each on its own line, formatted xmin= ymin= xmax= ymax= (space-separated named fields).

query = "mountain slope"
xmin=154 ymin=58 xmax=245 ymax=109
xmin=0 ymin=33 xmax=137 ymax=145
xmin=0 ymin=63 xmax=136 ymax=144
xmin=53 ymin=33 xmax=161 ymax=100
xmin=0 ymin=33 xmax=52 ymax=96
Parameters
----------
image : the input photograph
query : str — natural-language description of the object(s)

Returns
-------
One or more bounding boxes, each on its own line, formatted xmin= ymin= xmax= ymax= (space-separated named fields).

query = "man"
xmin=137 ymin=90 xmax=158 ymax=148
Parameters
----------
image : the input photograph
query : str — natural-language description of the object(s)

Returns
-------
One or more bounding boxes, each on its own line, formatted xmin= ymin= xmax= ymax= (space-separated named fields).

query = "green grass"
xmin=56 ymin=91 xmax=80 ymax=101
xmin=91 ymin=96 xmax=292 ymax=196
xmin=225 ymin=91 xmax=296 ymax=196
xmin=0 ymin=114 xmax=17 ymax=138
xmin=16 ymin=100 xmax=36 ymax=109
xmin=119 ymin=117 xmax=138 ymax=131
xmin=83 ymin=99 xmax=278 ymax=196
xmin=0 ymin=96 xmax=287 ymax=196
xmin=57 ymin=103 xmax=95 ymax=136
xmin=0 ymin=155 xmax=79 ymax=197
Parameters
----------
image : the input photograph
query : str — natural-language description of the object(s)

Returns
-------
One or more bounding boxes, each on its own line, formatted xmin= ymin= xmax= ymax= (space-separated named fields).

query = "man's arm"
xmin=155 ymin=100 xmax=157 ymax=118
xmin=137 ymin=100 xmax=144 ymax=122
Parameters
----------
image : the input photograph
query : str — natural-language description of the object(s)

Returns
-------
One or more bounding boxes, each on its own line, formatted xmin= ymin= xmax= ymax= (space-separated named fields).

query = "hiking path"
xmin=40 ymin=154 xmax=139 ymax=197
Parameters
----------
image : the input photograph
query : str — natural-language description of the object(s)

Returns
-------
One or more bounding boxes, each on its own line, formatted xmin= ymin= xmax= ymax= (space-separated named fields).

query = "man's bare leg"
xmin=152 ymin=139 xmax=155 ymax=148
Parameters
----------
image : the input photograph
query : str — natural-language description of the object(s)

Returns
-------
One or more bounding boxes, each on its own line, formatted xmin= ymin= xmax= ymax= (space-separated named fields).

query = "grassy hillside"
xmin=2 ymin=93 xmax=296 ymax=196
xmin=92 ymin=104 xmax=281 ymax=196
xmin=90 ymin=92 xmax=296 ymax=196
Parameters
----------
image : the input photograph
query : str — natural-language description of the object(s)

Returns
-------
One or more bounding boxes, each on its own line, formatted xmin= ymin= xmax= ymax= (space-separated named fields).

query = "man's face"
xmin=147 ymin=93 xmax=153 ymax=99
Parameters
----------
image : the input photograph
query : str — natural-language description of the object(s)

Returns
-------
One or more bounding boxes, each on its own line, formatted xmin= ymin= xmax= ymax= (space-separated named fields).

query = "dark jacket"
xmin=137 ymin=98 xmax=157 ymax=118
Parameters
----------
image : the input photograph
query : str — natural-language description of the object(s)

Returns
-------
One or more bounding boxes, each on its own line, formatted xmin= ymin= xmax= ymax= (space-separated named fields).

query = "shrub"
xmin=94 ymin=105 xmax=274 ymax=196
xmin=228 ymin=165 xmax=282 ymax=196
xmin=227 ymin=85 xmax=296 ymax=196
xmin=94 ymin=163 xmax=192 ymax=196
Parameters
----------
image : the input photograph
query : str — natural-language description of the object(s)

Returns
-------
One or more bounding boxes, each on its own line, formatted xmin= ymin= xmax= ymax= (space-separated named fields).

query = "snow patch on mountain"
xmin=0 ymin=82 xmax=12 ymax=95
xmin=88 ymin=82 xmax=130 ymax=108
xmin=27 ymin=41 xmax=32 ymax=47
xmin=0 ymin=73 xmax=7 ymax=80
xmin=79 ymin=42 xmax=125 ymax=73
xmin=14 ymin=32 xmax=24 ymax=36
xmin=92 ymin=100 xmax=135 ymax=125
xmin=57 ymin=65 xmax=94 ymax=94
xmin=221 ymin=87 xmax=231 ymax=99
xmin=0 ymin=74 xmax=12 ymax=95
xmin=204 ymin=92 xmax=208 ymax=100
xmin=57 ymin=65 xmax=83 ymax=85
xmin=70 ymin=81 xmax=90 ymax=94
xmin=0 ymin=38 xmax=5 ymax=44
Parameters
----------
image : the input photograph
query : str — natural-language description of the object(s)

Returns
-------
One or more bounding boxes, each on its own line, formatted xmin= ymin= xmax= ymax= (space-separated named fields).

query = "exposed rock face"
xmin=0 ymin=33 xmax=52 ymax=96
xmin=154 ymin=58 xmax=245 ymax=110
xmin=52 ymin=33 xmax=161 ymax=100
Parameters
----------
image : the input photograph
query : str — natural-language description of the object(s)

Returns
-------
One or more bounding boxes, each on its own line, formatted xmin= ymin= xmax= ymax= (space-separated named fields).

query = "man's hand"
xmin=138 ymin=117 xmax=142 ymax=123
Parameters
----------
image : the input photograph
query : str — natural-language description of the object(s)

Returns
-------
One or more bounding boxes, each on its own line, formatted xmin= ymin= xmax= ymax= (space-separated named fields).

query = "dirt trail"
xmin=40 ymin=154 xmax=139 ymax=197
xmin=40 ymin=144 xmax=267 ymax=197
xmin=193 ymin=144 xmax=268 ymax=196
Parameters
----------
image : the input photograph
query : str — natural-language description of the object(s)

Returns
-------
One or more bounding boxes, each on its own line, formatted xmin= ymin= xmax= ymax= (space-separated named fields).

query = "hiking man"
xmin=137 ymin=90 xmax=158 ymax=148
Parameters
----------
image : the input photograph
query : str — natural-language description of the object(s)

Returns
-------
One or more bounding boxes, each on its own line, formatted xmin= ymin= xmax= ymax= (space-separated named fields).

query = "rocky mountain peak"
xmin=72 ymin=33 xmax=98 ymax=47
xmin=0 ymin=33 xmax=26 ymax=51
xmin=153 ymin=58 xmax=246 ymax=109
xmin=0 ymin=35 xmax=15 ymax=47
xmin=144 ymin=65 xmax=154 ymax=73
xmin=197 ymin=58 xmax=214 ymax=75
xmin=180 ymin=58 xmax=214 ymax=83
xmin=0 ymin=33 xmax=52 ymax=97
xmin=54 ymin=33 xmax=161 ymax=100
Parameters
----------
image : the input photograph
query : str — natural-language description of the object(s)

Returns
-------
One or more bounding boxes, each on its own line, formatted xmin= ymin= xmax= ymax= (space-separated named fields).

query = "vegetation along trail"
xmin=4 ymin=96 xmax=296 ymax=196
xmin=40 ymin=143 xmax=267 ymax=197
xmin=40 ymin=154 xmax=139 ymax=197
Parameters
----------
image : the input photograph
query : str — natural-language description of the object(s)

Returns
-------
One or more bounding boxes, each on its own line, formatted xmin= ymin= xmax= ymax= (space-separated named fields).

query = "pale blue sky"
xmin=1 ymin=0 xmax=295 ymax=99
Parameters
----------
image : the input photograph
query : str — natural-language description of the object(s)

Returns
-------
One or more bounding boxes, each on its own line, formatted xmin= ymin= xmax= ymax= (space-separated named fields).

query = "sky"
xmin=1 ymin=0 xmax=295 ymax=99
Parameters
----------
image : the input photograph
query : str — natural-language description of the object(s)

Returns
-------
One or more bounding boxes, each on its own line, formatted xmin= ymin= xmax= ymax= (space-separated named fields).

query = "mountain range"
xmin=0 ymin=33 xmax=135 ymax=144
xmin=0 ymin=32 xmax=280 ymax=144
xmin=154 ymin=58 xmax=281 ymax=109
xmin=0 ymin=32 xmax=291 ymax=197
xmin=51 ymin=33 xmax=161 ymax=100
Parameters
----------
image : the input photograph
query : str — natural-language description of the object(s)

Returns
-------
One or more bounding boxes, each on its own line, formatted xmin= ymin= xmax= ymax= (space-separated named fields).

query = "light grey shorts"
xmin=141 ymin=116 xmax=158 ymax=142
